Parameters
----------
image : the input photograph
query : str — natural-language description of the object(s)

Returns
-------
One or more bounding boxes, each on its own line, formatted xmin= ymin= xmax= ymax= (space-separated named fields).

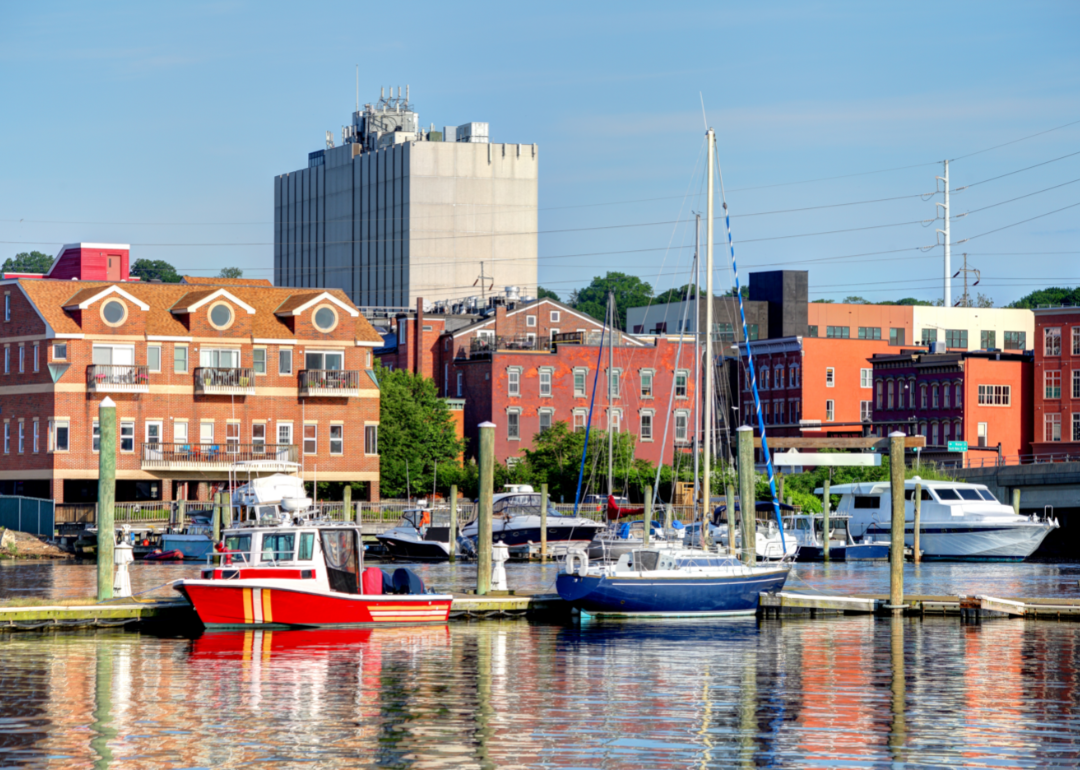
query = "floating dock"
xmin=758 ymin=591 xmax=1080 ymax=620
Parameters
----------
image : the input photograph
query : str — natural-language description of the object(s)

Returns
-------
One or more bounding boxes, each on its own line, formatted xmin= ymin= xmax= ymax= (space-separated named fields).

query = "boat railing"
xmin=204 ymin=552 xmax=253 ymax=569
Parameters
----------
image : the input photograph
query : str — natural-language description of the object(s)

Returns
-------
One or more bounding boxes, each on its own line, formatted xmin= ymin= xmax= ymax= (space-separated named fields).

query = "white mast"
xmin=692 ymin=214 xmax=701 ymax=522
xmin=703 ymin=129 xmax=715 ymax=521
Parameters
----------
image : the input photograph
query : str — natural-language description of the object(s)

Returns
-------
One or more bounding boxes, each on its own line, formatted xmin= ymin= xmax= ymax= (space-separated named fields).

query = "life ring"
xmin=564 ymin=549 xmax=589 ymax=577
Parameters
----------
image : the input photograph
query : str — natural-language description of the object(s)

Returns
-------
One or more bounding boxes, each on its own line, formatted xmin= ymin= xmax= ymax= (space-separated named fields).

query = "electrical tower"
xmin=952 ymin=253 xmax=981 ymax=307
xmin=935 ymin=160 xmax=951 ymax=307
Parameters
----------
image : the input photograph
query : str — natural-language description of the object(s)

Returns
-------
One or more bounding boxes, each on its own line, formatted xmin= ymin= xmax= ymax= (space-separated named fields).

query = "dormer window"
xmin=313 ymin=305 xmax=339 ymax=333
xmin=101 ymin=299 xmax=128 ymax=327
xmin=208 ymin=302 xmax=234 ymax=330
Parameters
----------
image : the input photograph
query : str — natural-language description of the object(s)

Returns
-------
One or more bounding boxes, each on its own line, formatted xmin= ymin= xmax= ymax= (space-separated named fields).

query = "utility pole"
xmin=953 ymin=253 xmax=980 ymax=308
xmin=474 ymin=262 xmax=493 ymax=305
xmin=936 ymin=160 xmax=951 ymax=307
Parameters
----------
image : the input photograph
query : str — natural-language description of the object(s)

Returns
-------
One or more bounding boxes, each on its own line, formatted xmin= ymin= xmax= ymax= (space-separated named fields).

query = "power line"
xmin=950 ymin=118 xmax=1080 ymax=162
xmin=956 ymin=150 xmax=1080 ymax=191
xmin=956 ymin=201 xmax=1080 ymax=244
xmin=955 ymin=177 xmax=1080 ymax=218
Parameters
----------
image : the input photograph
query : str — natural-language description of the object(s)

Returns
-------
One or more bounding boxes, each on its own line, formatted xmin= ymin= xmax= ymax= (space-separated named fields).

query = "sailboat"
xmin=557 ymin=127 xmax=791 ymax=617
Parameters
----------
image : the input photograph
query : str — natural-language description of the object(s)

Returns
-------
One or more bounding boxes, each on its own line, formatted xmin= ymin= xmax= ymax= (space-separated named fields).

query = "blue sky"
xmin=1 ymin=1 xmax=1077 ymax=306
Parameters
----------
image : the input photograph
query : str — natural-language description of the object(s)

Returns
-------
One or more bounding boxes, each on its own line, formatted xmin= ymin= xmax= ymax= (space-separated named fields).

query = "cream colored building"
xmin=911 ymin=306 xmax=1034 ymax=351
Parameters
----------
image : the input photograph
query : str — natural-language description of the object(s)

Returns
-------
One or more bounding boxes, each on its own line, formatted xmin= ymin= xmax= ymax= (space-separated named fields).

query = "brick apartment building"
xmin=377 ymin=297 xmax=699 ymax=465
xmin=869 ymin=349 xmax=1033 ymax=465
xmin=0 ymin=246 xmax=383 ymax=502
xmin=1031 ymin=307 xmax=1080 ymax=455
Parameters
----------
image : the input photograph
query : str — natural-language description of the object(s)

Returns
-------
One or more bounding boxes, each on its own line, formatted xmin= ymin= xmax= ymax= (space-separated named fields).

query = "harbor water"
xmin=1 ymin=560 xmax=1079 ymax=768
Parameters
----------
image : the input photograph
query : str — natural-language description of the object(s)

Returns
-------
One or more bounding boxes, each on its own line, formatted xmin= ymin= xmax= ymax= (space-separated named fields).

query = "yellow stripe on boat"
xmin=243 ymin=588 xmax=253 ymax=624
xmin=262 ymin=589 xmax=273 ymax=624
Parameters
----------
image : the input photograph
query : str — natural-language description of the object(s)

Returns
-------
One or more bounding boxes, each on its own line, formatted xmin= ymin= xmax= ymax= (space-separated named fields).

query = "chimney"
xmin=414 ymin=297 xmax=424 ymax=376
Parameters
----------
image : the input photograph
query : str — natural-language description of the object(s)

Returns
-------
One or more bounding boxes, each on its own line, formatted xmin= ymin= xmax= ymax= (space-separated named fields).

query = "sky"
xmin=1 ymin=1 xmax=1077 ymax=307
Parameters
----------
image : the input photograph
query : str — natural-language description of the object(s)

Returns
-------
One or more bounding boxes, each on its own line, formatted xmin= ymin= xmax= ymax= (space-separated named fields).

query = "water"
xmin=2 ymin=561 xmax=1079 ymax=768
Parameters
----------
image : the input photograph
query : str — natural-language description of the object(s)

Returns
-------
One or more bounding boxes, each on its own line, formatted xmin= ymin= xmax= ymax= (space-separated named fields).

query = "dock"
xmin=758 ymin=591 xmax=1080 ymax=620
xmin=0 ymin=598 xmax=197 ymax=631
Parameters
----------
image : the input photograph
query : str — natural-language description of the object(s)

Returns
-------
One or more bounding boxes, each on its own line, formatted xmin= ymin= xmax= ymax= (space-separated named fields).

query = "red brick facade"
xmin=1032 ymin=308 xmax=1080 ymax=455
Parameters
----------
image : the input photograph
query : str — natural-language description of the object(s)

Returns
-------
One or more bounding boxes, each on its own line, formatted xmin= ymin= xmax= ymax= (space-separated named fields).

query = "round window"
xmin=101 ymin=299 xmax=126 ymax=326
xmin=209 ymin=303 xmax=233 ymax=329
xmin=314 ymin=306 xmax=337 ymax=332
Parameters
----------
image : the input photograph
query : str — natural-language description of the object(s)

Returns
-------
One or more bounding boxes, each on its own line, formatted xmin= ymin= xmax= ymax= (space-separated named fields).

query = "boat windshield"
xmin=493 ymin=494 xmax=542 ymax=517
xmin=261 ymin=532 xmax=295 ymax=562
xmin=957 ymin=489 xmax=983 ymax=501
xmin=977 ymin=489 xmax=998 ymax=502
xmin=299 ymin=532 xmax=315 ymax=560
xmin=224 ymin=533 xmax=251 ymax=556
xmin=935 ymin=488 xmax=961 ymax=501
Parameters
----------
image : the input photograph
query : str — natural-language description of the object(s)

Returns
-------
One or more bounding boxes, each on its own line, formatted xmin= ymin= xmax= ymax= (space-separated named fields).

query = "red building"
xmin=0 ymin=264 xmax=384 ymax=502
xmin=1031 ymin=307 xmax=1080 ymax=456
xmin=1 ymin=243 xmax=139 ymax=282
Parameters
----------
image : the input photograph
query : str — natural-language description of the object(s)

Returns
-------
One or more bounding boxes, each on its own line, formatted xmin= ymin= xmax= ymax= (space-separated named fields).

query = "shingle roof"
xmin=181 ymin=276 xmax=274 ymax=287
xmin=17 ymin=279 xmax=382 ymax=343
xmin=274 ymin=293 xmax=322 ymax=315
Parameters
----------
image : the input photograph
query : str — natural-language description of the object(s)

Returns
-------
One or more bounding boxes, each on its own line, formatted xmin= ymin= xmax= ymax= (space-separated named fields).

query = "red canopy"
xmin=606 ymin=494 xmax=645 ymax=521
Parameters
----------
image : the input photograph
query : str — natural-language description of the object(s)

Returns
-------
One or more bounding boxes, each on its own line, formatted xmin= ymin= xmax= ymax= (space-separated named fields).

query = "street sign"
xmin=947 ymin=441 xmax=968 ymax=452
xmin=773 ymin=451 xmax=881 ymax=467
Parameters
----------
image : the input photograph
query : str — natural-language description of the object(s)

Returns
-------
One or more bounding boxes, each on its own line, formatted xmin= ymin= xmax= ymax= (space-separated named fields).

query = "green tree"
xmin=130 ymin=259 xmax=181 ymax=283
xmin=519 ymin=421 xmax=643 ymax=502
xmin=2 ymin=251 xmax=53 ymax=274
xmin=653 ymin=283 xmax=700 ymax=305
xmin=377 ymin=365 xmax=465 ymax=499
xmin=843 ymin=295 xmax=870 ymax=304
xmin=1008 ymin=286 xmax=1080 ymax=309
xmin=811 ymin=298 xmax=835 ymax=304
xmin=219 ymin=267 xmax=244 ymax=279
xmin=570 ymin=272 xmax=653 ymax=330
xmin=537 ymin=286 xmax=561 ymax=301
xmin=722 ymin=286 xmax=749 ymax=298
xmin=893 ymin=297 xmax=933 ymax=306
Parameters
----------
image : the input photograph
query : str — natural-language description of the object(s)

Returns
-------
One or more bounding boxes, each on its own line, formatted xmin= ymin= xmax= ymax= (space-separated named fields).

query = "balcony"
xmin=87 ymin=365 xmax=149 ymax=394
xmin=469 ymin=335 xmax=552 ymax=359
xmin=299 ymin=369 xmax=361 ymax=398
xmin=194 ymin=367 xmax=256 ymax=396
xmin=141 ymin=442 xmax=299 ymax=472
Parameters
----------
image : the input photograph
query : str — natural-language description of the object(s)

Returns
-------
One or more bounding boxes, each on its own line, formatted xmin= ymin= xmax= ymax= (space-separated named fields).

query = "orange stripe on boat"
xmin=243 ymin=588 xmax=253 ymax=624
xmin=262 ymin=589 xmax=273 ymax=624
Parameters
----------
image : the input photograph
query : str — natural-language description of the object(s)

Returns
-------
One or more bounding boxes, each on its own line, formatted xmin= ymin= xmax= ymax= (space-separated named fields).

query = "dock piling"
xmin=889 ymin=432 xmax=906 ymax=613
xmin=96 ymin=397 xmax=116 ymax=601
xmin=643 ymin=485 xmax=652 ymax=547
xmin=343 ymin=484 xmax=352 ymax=522
xmin=725 ymin=483 xmax=737 ymax=558
xmin=1011 ymin=488 xmax=1021 ymax=515
xmin=737 ymin=426 xmax=755 ymax=565
xmin=176 ymin=499 xmax=186 ymax=530
xmin=477 ymin=421 xmax=495 ymax=596
xmin=540 ymin=483 xmax=548 ymax=561
xmin=212 ymin=492 xmax=222 ymax=543
xmin=449 ymin=484 xmax=458 ymax=564
xmin=823 ymin=478 xmax=831 ymax=563
xmin=913 ymin=480 xmax=922 ymax=564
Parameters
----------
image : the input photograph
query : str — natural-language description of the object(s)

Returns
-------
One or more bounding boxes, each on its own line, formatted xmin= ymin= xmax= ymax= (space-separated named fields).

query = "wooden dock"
xmin=758 ymin=591 xmax=1080 ymax=620
xmin=0 ymin=598 xmax=197 ymax=631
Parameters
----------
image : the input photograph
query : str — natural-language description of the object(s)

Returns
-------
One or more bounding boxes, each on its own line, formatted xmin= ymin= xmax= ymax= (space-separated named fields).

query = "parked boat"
xmin=460 ymin=485 xmax=604 ymax=556
xmin=782 ymin=512 xmax=889 ymax=561
xmin=376 ymin=508 xmax=461 ymax=561
xmin=143 ymin=548 xmax=186 ymax=561
xmin=160 ymin=520 xmax=214 ymax=561
xmin=691 ymin=502 xmax=799 ymax=561
xmin=830 ymin=479 xmax=1059 ymax=561
xmin=588 ymin=519 xmax=684 ymax=561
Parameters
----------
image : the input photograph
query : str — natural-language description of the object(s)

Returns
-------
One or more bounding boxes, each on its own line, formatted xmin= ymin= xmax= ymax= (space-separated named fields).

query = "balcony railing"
xmin=299 ymin=369 xmax=361 ymax=397
xmin=194 ymin=367 xmax=256 ymax=396
xmin=141 ymin=442 xmax=299 ymax=471
xmin=469 ymin=335 xmax=552 ymax=358
xmin=87 ymin=365 xmax=149 ymax=393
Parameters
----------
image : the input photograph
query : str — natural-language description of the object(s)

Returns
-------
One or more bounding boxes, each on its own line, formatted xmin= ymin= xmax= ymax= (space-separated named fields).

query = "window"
xmin=330 ymin=425 xmax=344 ymax=454
xmin=858 ymin=326 xmax=881 ymax=340
xmin=775 ymin=366 xmax=785 ymax=389
xmin=980 ymin=330 xmax=996 ymax=350
xmin=943 ymin=384 xmax=950 ymax=408
xmin=208 ymin=303 xmax=233 ymax=330
xmin=826 ymin=326 xmax=850 ymax=339
xmin=1046 ymin=371 xmax=1062 ymax=399
xmin=18 ymin=422 xmax=24 ymax=453
xmin=826 ymin=400 xmax=835 ymax=421
xmin=977 ymin=422 xmax=988 ymax=448
xmin=887 ymin=380 xmax=894 ymax=409
xmin=173 ymin=421 xmax=187 ymax=446
xmin=761 ymin=367 xmax=770 ymax=390
xmin=456 ymin=371 xmax=464 ymax=397
xmin=641 ymin=411 xmax=653 ymax=441
xmin=876 ymin=380 xmax=883 ymax=409
xmin=890 ymin=328 xmax=905 ymax=346
xmin=776 ymin=400 xmax=786 ymax=424
xmin=931 ymin=422 xmax=939 ymax=445
xmin=945 ymin=329 xmax=968 ymax=349
xmin=32 ymin=420 xmax=38 ymax=453
xmin=609 ymin=409 xmax=621 ymax=433
xmin=226 ymin=422 xmax=240 ymax=454
xmin=174 ymin=346 xmax=188 ymax=373
xmin=1073 ymin=413 xmax=1080 ymax=443
xmin=573 ymin=368 xmax=587 ymax=397
xmin=101 ymin=299 xmax=127 ymax=326
xmin=675 ymin=370 xmax=688 ymax=398
xmin=278 ymin=348 xmax=293 ymax=375
xmin=253 ymin=349 xmax=267 ymax=375
xmin=641 ymin=369 xmax=653 ymax=398
xmin=507 ymin=410 xmax=520 ymax=440
xmin=304 ymin=351 xmax=343 ymax=372
xmin=920 ymin=383 xmax=928 ymax=408
xmin=148 ymin=345 xmax=161 ymax=373
xmin=539 ymin=368 xmax=552 ymax=397
xmin=18 ymin=345 xmax=24 ymax=373
xmin=53 ymin=342 xmax=67 ymax=361
xmin=573 ymin=410 xmax=586 ymax=432
xmin=931 ymin=383 xmax=939 ymax=408
xmin=551 ymin=310 xmax=561 ymax=323
xmin=302 ymin=424 xmax=317 ymax=454
xmin=712 ymin=323 xmax=735 ymax=343
xmin=609 ymin=369 xmax=621 ymax=399
xmin=508 ymin=368 xmax=520 ymax=397
xmin=278 ymin=422 xmax=292 ymax=447
xmin=1046 ymin=413 xmax=1061 ymax=442
xmin=825 ymin=367 xmax=835 ymax=387
xmin=1074 ymin=370 xmax=1080 ymax=399
xmin=146 ymin=421 xmax=162 ymax=455
xmin=4 ymin=347 xmax=9 ymax=374
xmin=200 ymin=422 xmax=215 ymax=445
xmin=364 ymin=424 xmax=378 ymax=454
xmin=32 ymin=343 xmax=38 ymax=372
xmin=790 ymin=365 xmax=799 ymax=387
xmin=252 ymin=423 xmax=266 ymax=453
xmin=118 ymin=421 xmax=134 ymax=452
xmin=860 ymin=401 xmax=872 ymax=422
xmin=313 ymin=306 xmax=337 ymax=332
xmin=763 ymin=401 xmax=771 ymax=424
xmin=943 ymin=421 xmax=951 ymax=442
xmin=526 ymin=315 xmax=537 ymax=327
xmin=674 ymin=411 xmax=689 ymax=443
xmin=919 ymin=422 xmax=928 ymax=438
xmin=1045 ymin=327 xmax=1062 ymax=356
xmin=1074 ymin=327 xmax=1080 ymax=356
xmin=861 ymin=369 xmax=872 ymax=388
xmin=299 ymin=533 xmax=315 ymax=561
xmin=539 ymin=409 xmax=553 ymax=433
xmin=1004 ymin=331 xmax=1025 ymax=350
xmin=807 ymin=325 xmax=818 ymax=338
xmin=2 ymin=424 xmax=7 ymax=453
xmin=3 ymin=295 xmax=8 ymax=322
xmin=978 ymin=385 xmax=1011 ymax=406
xmin=921 ymin=328 xmax=938 ymax=346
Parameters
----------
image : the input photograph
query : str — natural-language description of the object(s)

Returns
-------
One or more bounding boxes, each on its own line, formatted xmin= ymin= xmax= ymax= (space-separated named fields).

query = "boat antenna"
xmin=573 ymin=310 xmax=608 ymax=516
xmin=406 ymin=459 xmax=412 ymax=504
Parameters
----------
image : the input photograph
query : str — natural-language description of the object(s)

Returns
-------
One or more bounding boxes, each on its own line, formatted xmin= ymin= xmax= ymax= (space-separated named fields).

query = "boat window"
xmin=904 ymin=489 xmax=933 ymax=501
xmin=957 ymin=489 xmax=982 ymax=501
xmin=320 ymin=529 xmax=360 ymax=594
xmin=261 ymin=533 xmax=295 ymax=562
xmin=977 ymin=489 xmax=998 ymax=502
xmin=853 ymin=496 xmax=881 ymax=509
xmin=256 ymin=505 xmax=278 ymax=521
xmin=633 ymin=550 xmax=660 ymax=571
xmin=796 ymin=519 xmax=810 ymax=530
xmin=492 ymin=494 xmax=542 ymax=516
xmin=934 ymin=488 xmax=961 ymax=501
xmin=224 ymin=534 xmax=251 ymax=553
xmin=298 ymin=532 xmax=315 ymax=560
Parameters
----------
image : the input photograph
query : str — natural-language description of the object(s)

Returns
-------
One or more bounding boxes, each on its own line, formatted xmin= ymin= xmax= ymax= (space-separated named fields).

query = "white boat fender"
xmin=564 ymin=550 xmax=589 ymax=577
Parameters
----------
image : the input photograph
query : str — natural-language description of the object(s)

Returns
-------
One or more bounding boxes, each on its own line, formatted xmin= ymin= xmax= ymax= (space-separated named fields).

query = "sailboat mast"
xmin=692 ymin=214 xmax=701 ymax=523
xmin=607 ymin=291 xmax=615 ymax=497
xmin=703 ymin=129 xmax=715 ymax=526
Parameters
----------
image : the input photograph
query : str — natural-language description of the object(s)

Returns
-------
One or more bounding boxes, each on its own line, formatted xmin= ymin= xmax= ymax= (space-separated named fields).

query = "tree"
xmin=537 ymin=286 xmax=561 ymax=301
xmin=893 ymin=297 xmax=933 ymax=306
xmin=376 ymin=365 xmax=465 ymax=499
xmin=519 ymin=421 xmax=642 ymax=502
xmin=130 ymin=259 xmax=181 ymax=283
xmin=219 ymin=267 xmax=244 ymax=279
xmin=1009 ymin=286 xmax=1080 ymax=309
xmin=653 ymin=283 xmax=700 ymax=305
xmin=811 ymin=299 xmax=835 ymax=304
xmin=843 ymin=295 xmax=870 ymax=304
xmin=722 ymin=286 xmax=749 ymax=298
xmin=2 ymin=251 xmax=53 ymax=274
xmin=570 ymin=272 xmax=653 ymax=330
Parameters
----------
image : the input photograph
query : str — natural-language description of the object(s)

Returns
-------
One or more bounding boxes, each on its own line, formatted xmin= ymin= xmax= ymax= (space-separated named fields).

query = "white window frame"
xmin=539 ymin=367 xmax=553 ymax=397
xmin=93 ymin=420 xmax=102 ymax=452
xmin=641 ymin=369 xmax=654 ymax=399
xmin=18 ymin=421 xmax=24 ymax=453
xmin=253 ymin=348 xmax=267 ymax=376
xmin=550 ymin=310 xmax=561 ymax=323
xmin=572 ymin=409 xmax=587 ymax=433
xmin=146 ymin=344 xmax=161 ymax=373
xmin=174 ymin=345 xmax=189 ymax=374
xmin=526 ymin=315 xmax=537 ymax=327
xmin=32 ymin=419 xmax=39 ymax=453
xmin=573 ymin=367 xmax=588 ymax=398
xmin=609 ymin=368 xmax=621 ymax=400
xmin=201 ymin=421 xmax=215 ymax=445
xmin=538 ymin=408 xmax=554 ymax=433
xmin=330 ymin=424 xmax=344 ymax=455
xmin=860 ymin=400 xmax=872 ymax=422
xmin=456 ymin=371 xmax=463 ymax=397
xmin=303 ymin=424 xmax=318 ymax=455
xmin=1045 ymin=327 xmax=1062 ymax=356
xmin=507 ymin=409 xmax=521 ymax=441
xmin=364 ymin=424 xmax=378 ymax=455
xmin=826 ymin=367 xmax=835 ymax=387
xmin=507 ymin=367 xmax=522 ymax=397
xmin=277 ymin=421 xmax=293 ymax=448
xmin=53 ymin=342 xmax=67 ymax=361
xmin=120 ymin=421 xmax=135 ymax=453
xmin=278 ymin=348 xmax=293 ymax=375
xmin=32 ymin=343 xmax=39 ymax=372
xmin=675 ymin=369 xmax=688 ymax=399
xmin=252 ymin=423 xmax=266 ymax=453
xmin=2 ymin=423 xmax=8 ymax=453
xmin=174 ymin=421 xmax=189 ymax=446
xmin=18 ymin=345 xmax=24 ymax=374
xmin=226 ymin=422 xmax=241 ymax=454
xmin=640 ymin=410 xmax=654 ymax=442
xmin=674 ymin=410 xmax=689 ymax=444
xmin=1046 ymin=413 xmax=1062 ymax=442
xmin=3 ymin=294 xmax=8 ymax=322
xmin=608 ymin=408 xmax=622 ymax=434
xmin=860 ymin=368 xmax=872 ymax=388
xmin=826 ymin=400 xmax=835 ymax=421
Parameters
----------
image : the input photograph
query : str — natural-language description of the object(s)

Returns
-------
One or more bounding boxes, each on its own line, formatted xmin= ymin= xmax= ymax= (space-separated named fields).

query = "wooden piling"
xmin=1011 ymin=488 xmax=1021 ymax=515
xmin=212 ymin=492 xmax=223 ymax=543
xmin=643 ymin=485 xmax=652 ymax=547
xmin=477 ymin=422 xmax=495 ymax=595
xmin=913 ymin=481 xmax=922 ymax=564
xmin=822 ymin=478 xmax=831 ymax=563
xmin=737 ymin=426 xmax=755 ymax=565
xmin=176 ymin=499 xmax=186 ymax=531
xmin=725 ymin=483 xmax=737 ymax=558
xmin=449 ymin=484 xmax=458 ymax=564
xmin=96 ymin=398 xmax=116 ymax=601
xmin=889 ymin=432 xmax=906 ymax=613
xmin=665 ymin=503 xmax=673 ymax=531
xmin=343 ymin=484 xmax=352 ymax=522
xmin=540 ymin=483 xmax=549 ymax=561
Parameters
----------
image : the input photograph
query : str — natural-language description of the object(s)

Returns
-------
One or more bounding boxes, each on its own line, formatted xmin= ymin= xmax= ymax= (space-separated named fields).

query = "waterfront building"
xmin=1031 ymin=306 xmax=1080 ymax=456
xmin=274 ymin=88 xmax=538 ymax=309
xmin=0 ymin=253 xmax=383 ymax=502
xmin=869 ymin=349 xmax=1033 ymax=465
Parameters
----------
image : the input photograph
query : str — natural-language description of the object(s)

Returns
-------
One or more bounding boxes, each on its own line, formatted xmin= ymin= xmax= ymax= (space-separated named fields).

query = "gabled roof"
xmin=171 ymin=288 xmax=256 ymax=315
xmin=275 ymin=291 xmax=360 ymax=318
xmin=62 ymin=284 xmax=150 ymax=311
xmin=450 ymin=296 xmax=645 ymax=345
xmin=181 ymin=276 xmax=274 ymax=287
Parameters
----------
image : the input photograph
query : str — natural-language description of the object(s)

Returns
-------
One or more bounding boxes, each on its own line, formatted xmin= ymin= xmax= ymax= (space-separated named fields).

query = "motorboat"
xmin=460 ymin=485 xmax=604 ymax=556
xmin=376 ymin=508 xmax=461 ymax=561
xmin=160 ymin=515 xmax=214 ymax=560
xmin=686 ymin=502 xmax=799 ymax=561
xmin=175 ymin=488 xmax=452 ymax=628
xmin=782 ymin=512 xmax=889 ymax=561
xmin=829 ymin=478 xmax=1059 ymax=561
xmin=557 ymin=546 xmax=790 ymax=617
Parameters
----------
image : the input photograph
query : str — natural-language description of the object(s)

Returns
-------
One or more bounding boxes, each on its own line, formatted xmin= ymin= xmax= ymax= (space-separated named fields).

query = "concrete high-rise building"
xmin=274 ymin=87 xmax=539 ymax=308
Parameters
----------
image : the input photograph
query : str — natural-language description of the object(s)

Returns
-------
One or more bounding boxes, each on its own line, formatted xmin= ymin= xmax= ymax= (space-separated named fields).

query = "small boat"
xmin=557 ymin=547 xmax=790 ymax=617
xmin=460 ymin=485 xmax=604 ymax=557
xmin=587 ymin=495 xmax=684 ymax=561
xmin=688 ymin=502 xmax=799 ymax=561
xmin=160 ymin=521 xmax=214 ymax=561
xmin=782 ymin=512 xmax=889 ymax=561
xmin=376 ymin=508 xmax=460 ymax=561
xmin=143 ymin=548 xmax=186 ymax=561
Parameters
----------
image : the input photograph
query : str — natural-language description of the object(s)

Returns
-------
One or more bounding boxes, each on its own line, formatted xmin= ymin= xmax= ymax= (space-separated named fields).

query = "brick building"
xmin=869 ymin=349 xmax=1033 ymax=464
xmin=1031 ymin=307 xmax=1080 ymax=455
xmin=0 ymin=263 xmax=383 ymax=502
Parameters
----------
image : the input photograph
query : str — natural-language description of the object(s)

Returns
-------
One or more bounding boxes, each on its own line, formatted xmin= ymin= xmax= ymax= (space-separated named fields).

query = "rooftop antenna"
xmin=406 ymin=84 xmax=410 ymax=104
xmin=355 ymin=65 xmax=359 ymax=113
xmin=380 ymin=86 xmax=385 ymax=101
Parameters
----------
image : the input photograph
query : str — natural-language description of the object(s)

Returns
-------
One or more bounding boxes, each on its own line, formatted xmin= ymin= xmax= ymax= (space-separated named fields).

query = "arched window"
xmin=920 ymin=383 xmax=928 ymax=409
xmin=920 ymin=422 xmax=928 ymax=437
xmin=943 ymin=421 xmax=951 ymax=442
xmin=908 ymin=378 xmax=916 ymax=409
xmin=762 ymin=367 xmax=770 ymax=390
xmin=887 ymin=379 xmax=895 ymax=409
xmin=943 ymin=383 xmax=950 ymax=409
xmin=955 ymin=419 xmax=962 ymax=439
xmin=931 ymin=422 xmax=939 ymax=445
xmin=955 ymin=382 xmax=963 ymax=408
xmin=775 ymin=366 xmax=784 ymax=389
xmin=932 ymin=383 xmax=940 ymax=408
xmin=876 ymin=380 xmax=883 ymax=409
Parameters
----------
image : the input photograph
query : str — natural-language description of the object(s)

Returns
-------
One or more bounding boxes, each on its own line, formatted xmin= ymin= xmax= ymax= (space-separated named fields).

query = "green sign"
xmin=947 ymin=441 xmax=968 ymax=452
